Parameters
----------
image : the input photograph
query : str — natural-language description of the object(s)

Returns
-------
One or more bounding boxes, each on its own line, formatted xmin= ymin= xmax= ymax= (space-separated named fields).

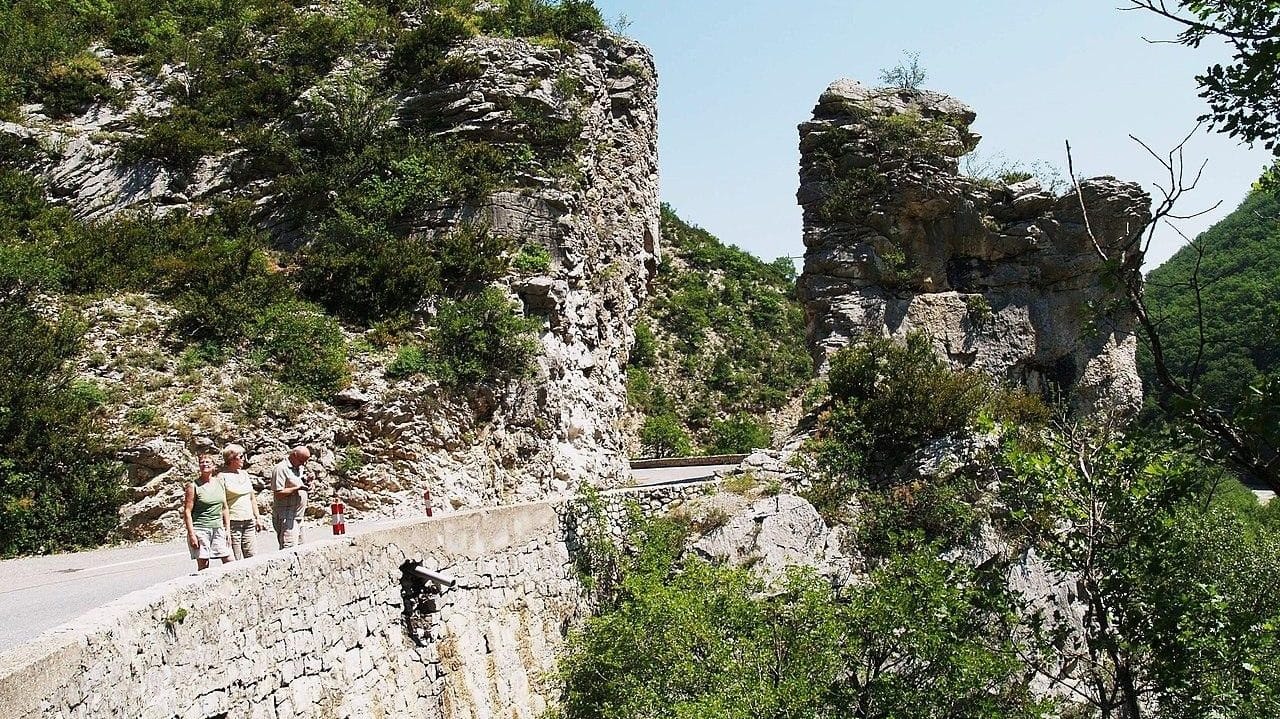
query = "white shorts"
xmin=189 ymin=526 xmax=231 ymax=560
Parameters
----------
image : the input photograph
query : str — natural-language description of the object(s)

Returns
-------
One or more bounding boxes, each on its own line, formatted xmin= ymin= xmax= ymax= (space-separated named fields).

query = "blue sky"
xmin=592 ymin=0 xmax=1272 ymax=268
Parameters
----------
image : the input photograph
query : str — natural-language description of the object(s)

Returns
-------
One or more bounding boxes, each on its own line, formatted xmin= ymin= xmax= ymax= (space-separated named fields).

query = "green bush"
xmin=117 ymin=106 xmax=226 ymax=172
xmin=802 ymin=331 xmax=1045 ymax=523
xmin=628 ymin=321 xmax=656 ymax=366
xmin=388 ymin=288 xmax=540 ymax=386
xmin=480 ymin=0 xmax=605 ymax=39
xmin=707 ymin=412 xmax=771 ymax=454
xmin=301 ymin=218 xmax=511 ymax=324
xmin=434 ymin=224 xmax=514 ymax=297
xmin=0 ymin=285 xmax=121 ymax=556
xmin=301 ymin=215 xmax=445 ymax=324
xmin=38 ymin=51 xmax=113 ymax=118
xmin=500 ymin=95 xmax=584 ymax=164
xmin=555 ymin=520 xmax=1044 ymax=719
xmin=251 ymin=301 xmax=350 ymax=398
xmin=387 ymin=344 xmax=428 ymax=377
xmin=624 ymin=366 xmax=652 ymax=408
xmin=385 ymin=10 xmax=476 ymax=85
xmin=820 ymin=332 xmax=991 ymax=478
xmin=639 ymin=413 xmax=693 ymax=458
xmin=512 ymin=243 xmax=552 ymax=275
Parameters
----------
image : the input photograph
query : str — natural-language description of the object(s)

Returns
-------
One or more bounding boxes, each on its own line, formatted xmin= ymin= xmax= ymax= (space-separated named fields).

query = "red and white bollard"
xmin=331 ymin=500 xmax=345 ymax=535
xmin=423 ymin=488 xmax=433 ymax=517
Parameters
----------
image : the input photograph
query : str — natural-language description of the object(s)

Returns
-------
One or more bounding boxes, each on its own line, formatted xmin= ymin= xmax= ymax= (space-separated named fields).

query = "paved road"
xmin=630 ymin=463 xmax=736 ymax=486
xmin=0 ymin=520 xmax=401 ymax=651
xmin=0 ymin=464 xmax=736 ymax=652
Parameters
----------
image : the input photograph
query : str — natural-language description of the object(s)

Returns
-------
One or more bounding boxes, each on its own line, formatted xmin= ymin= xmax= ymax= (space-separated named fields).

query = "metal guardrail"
xmin=628 ymin=454 xmax=749 ymax=470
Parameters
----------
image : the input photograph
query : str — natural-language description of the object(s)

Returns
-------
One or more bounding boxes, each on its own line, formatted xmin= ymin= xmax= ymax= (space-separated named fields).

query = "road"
xmin=630 ymin=463 xmax=737 ymax=486
xmin=0 ymin=464 xmax=735 ymax=651
xmin=0 ymin=520 xmax=405 ymax=651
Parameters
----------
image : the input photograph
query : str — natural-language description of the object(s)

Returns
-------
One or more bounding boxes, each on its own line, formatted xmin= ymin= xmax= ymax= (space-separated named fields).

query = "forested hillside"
xmin=1142 ymin=177 xmax=1280 ymax=408
xmin=0 ymin=0 xmax=661 ymax=554
xmin=625 ymin=205 xmax=812 ymax=457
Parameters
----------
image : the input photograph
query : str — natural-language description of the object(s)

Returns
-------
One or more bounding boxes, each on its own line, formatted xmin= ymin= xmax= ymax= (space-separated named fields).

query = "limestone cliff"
xmin=2 ymin=21 xmax=658 ymax=537
xmin=797 ymin=80 xmax=1147 ymax=413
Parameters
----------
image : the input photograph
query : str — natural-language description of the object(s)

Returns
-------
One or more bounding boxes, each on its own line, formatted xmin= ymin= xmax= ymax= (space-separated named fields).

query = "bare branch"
xmin=1066 ymin=128 xmax=1280 ymax=492
xmin=1121 ymin=1 xmax=1274 ymax=42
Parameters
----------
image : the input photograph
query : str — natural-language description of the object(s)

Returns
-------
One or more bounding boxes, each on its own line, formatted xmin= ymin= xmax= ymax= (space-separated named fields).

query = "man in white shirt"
xmin=271 ymin=446 xmax=310 ymax=549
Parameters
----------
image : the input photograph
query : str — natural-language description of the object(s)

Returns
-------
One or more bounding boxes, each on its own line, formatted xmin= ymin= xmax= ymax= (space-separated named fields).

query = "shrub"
xmin=512 ymin=243 xmax=552 ymax=275
xmin=624 ymin=366 xmax=652 ymax=408
xmin=555 ymin=524 xmax=1044 ymax=719
xmin=117 ymin=106 xmax=226 ymax=172
xmin=879 ymin=51 xmax=927 ymax=91
xmin=385 ymin=10 xmax=476 ymax=85
xmin=481 ymin=0 xmax=605 ymax=39
xmin=639 ymin=413 xmax=693 ymax=458
xmin=296 ymin=64 xmax=391 ymax=160
xmin=822 ymin=332 xmax=990 ymax=476
xmin=301 ymin=213 xmax=442 ymax=324
xmin=301 ymin=220 xmax=510 ymax=324
xmin=126 ymin=406 xmax=160 ymax=426
xmin=387 ymin=344 xmax=428 ymax=377
xmin=38 ymin=51 xmax=112 ymax=118
xmin=0 ymin=286 xmax=121 ymax=556
xmin=998 ymin=170 xmax=1034 ymax=185
xmin=388 ymin=288 xmax=540 ymax=386
xmin=628 ymin=321 xmax=657 ymax=366
xmin=251 ymin=301 xmax=350 ymax=398
xmin=707 ymin=413 xmax=771 ymax=454
xmin=802 ymin=332 xmax=990 ymax=519
xmin=500 ymin=95 xmax=584 ymax=164
xmin=802 ymin=330 xmax=1047 ymax=530
xmin=434 ymin=224 xmax=514 ymax=297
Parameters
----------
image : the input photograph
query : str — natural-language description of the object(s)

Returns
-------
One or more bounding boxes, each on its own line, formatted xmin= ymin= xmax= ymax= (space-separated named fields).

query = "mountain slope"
xmin=0 ymin=0 xmax=660 ymax=553
xmin=1142 ymin=178 xmax=1280 ymax=407
xmin=624 ymin=205 xmax=813 ymax=457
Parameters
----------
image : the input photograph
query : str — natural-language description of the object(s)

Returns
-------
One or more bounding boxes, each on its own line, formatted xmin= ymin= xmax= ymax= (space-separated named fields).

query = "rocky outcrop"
xmin=8 ymin=31 xmax=659 ymax=538
xmin=690 ymin=493 xmax=852 ymax=583
xmin=797 ymin=80 xmax=1147 ymax=414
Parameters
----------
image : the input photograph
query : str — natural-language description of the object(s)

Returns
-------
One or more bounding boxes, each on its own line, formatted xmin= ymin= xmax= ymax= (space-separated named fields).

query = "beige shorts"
xmin=189 ymin=526 xmax=231 ymax=560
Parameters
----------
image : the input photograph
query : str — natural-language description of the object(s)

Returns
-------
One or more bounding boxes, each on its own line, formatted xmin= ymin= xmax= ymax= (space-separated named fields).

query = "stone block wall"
xmin=0 ymin=482 xmax=716 ymax=719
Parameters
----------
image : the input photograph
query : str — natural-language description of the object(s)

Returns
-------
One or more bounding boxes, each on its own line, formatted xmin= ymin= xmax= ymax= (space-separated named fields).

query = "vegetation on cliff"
xmin=0 ymin=281 xmax=121 ymax=555
xmin=627 ymin=205 xmax=811 ymax=457
xmin=561 ymin=335 xmax=1280 ymax=718
xmin=0 ymin=0 xmax=610 ymax=553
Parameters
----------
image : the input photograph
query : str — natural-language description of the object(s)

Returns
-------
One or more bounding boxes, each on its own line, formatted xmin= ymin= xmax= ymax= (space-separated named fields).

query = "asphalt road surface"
xmin=0 ymin=464 xmax=733 ymax=651
xmin=0 ymin=520 xmax=404 ymax=651
xmin=630 ymin=463 xmax=736 ymax=486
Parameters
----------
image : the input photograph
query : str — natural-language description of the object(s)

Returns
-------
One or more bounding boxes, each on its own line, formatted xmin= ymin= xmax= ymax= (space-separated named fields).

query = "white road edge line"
xmin=81 ymin=551 xmax=187 ymax=572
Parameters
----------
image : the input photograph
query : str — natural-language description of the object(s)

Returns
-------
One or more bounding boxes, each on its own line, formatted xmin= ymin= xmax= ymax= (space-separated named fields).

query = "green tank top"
xmin=192 ymin=478 xmax=225 ymax=529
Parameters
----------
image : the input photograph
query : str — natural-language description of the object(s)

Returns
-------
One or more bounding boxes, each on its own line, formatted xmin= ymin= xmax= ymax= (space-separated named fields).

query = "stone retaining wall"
xmin=0 ymin=482 xmax=715 ymax=719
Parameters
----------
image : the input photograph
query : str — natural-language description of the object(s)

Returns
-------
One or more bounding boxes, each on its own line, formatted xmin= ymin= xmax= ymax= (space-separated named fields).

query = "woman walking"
xmin=183 ymin=454 xmax=231 ymax=571
xmin=220 ymin=444 xmax=264 ymax=560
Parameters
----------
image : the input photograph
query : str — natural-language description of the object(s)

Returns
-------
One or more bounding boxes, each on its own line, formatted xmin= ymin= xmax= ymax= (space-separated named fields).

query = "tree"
xmin=0 ymin=282 xmax=121 ymax=555
xmin=1126 ymin=1 xmax=1280 ymax=154
xmin=879 ymin=51 xmax=927 ymax=91
xmin=1002 ymin=424 xmax=1280 ymax=718
xmin=556 ymin=519 xmax=1045 ymax=719
xmin=1064 ymin=134 xmax=1280 ymax=492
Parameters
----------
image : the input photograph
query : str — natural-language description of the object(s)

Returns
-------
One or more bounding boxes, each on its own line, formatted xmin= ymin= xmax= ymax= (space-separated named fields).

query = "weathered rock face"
xmin=797 ymin=79 xmax=1147 ymax=414
xmin=690 ymin=493 xmax=852 ymax=583
xmin=6 ymin=32 xmax=659 ymax=537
